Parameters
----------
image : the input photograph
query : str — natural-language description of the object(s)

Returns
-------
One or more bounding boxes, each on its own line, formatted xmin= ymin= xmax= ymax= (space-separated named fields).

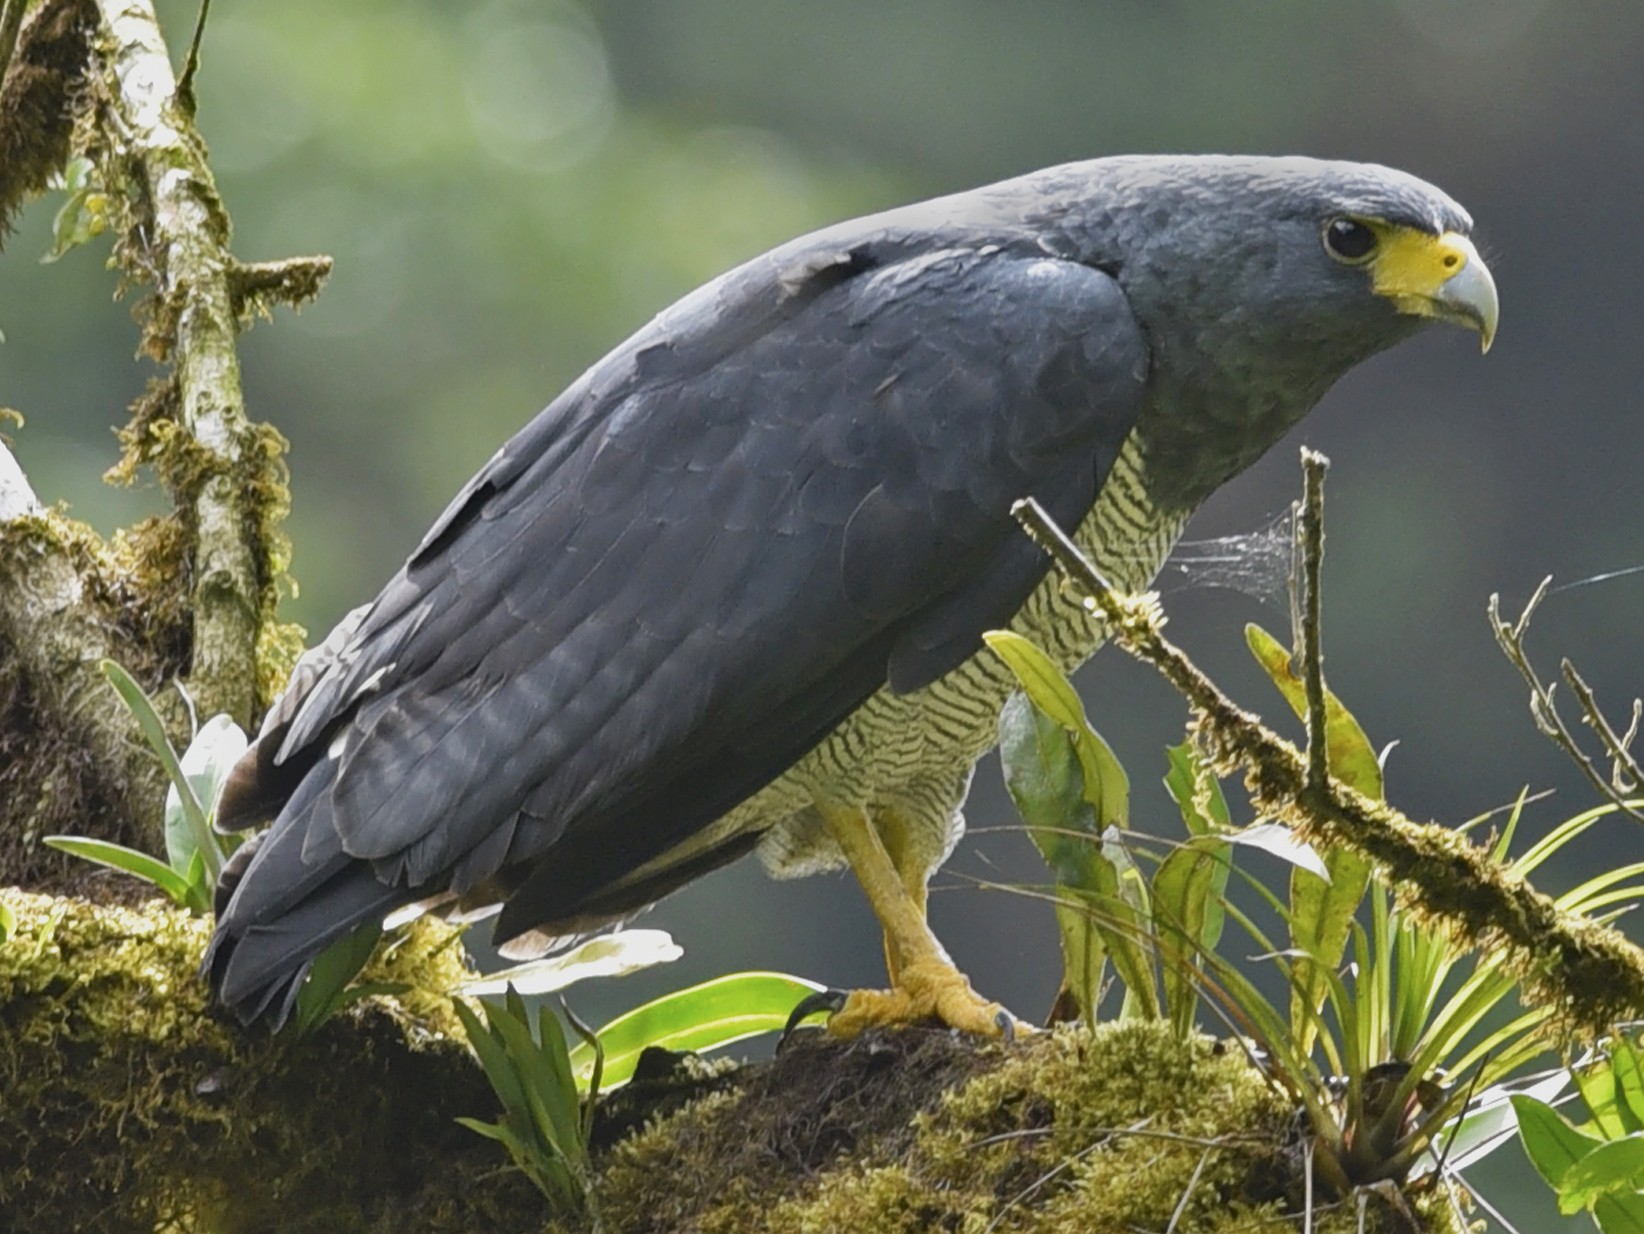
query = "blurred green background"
xmin=5 ymin=1 xmax=1641 ymax=1224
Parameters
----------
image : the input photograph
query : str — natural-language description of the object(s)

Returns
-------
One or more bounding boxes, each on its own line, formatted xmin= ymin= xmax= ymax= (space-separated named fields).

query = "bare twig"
xmin=1488 ymin=581 xmax=1644 ymax=822
xmin=1011 ymin=456 xmax=1644 ymax=1042
xmin=175 ymin=0 xmax=210 ymax=110
xmin=1563 ymin=659 xmax=1643 ymax=795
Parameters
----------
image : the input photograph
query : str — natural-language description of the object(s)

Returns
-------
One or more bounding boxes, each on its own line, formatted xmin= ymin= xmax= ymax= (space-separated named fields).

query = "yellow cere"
xmin=1369 ymin=226 xmax=1472 ymax=299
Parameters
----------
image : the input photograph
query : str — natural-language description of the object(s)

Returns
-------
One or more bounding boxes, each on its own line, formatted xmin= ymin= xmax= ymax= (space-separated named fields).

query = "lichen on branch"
xmin=82 ymin=0 xmax=316 ymax=726
xmin=1012 ymin=466 xmax=1644 ymax=1043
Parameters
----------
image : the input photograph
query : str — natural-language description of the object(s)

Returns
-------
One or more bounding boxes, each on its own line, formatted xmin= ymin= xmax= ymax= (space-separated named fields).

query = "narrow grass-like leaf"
xmin=292 ymin=922 xmax=386 ymax=1036
xmin=101 ymin=659 xmax=221 ymax=882
xmin=0 ymin=898 xmax=12 ymax=943
xmin=43 ymin=836 xmax=196 ymax=906
xmin=568 ymin=971 xmax=824 ymax=1089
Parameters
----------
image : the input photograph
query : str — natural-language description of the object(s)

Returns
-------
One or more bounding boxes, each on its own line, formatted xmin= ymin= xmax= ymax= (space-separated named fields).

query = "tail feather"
xmin=204 ymin=792 xmax=412 ymax=1029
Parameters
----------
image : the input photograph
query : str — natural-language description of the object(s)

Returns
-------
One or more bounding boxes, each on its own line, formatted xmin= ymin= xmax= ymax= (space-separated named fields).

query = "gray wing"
xmin=207 ymin=234 xmax=1148 ymax=1024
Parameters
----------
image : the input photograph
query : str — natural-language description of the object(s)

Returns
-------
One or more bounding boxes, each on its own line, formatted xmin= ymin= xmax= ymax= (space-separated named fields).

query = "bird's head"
xmin=1034 ymin=155 xmax=1499 ymax=506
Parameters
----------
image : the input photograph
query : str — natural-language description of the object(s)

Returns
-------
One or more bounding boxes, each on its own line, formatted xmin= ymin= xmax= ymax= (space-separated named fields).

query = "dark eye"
xmin=1323 ymin=217 xmax=1378 ymax=264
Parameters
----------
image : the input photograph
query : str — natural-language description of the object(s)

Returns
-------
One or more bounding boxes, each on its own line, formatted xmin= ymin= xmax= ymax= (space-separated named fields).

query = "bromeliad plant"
xmin=45 ymin=659 xmax=407 ymax=1034
xmin=1515 ymin=1032 xmax=1644 ymax=1231
xmin=45 ymin=659 xmax=245 ymax=913
xmin=990 ymin=620 xmax=1633 ymax=1201
xmin=454 ymin=958 xmax=824 ymax=1213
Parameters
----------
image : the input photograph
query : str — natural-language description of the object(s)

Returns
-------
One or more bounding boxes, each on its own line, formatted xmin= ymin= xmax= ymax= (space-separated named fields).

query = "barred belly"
xmin=618 ymin=432 xmax=1186 ymax=890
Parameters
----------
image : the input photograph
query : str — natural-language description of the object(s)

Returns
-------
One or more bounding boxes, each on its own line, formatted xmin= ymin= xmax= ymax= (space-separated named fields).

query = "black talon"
xmin=780 ymin=988 xmax=849 ymax=1046
xmin=995 ymin=1009 xmax=1017 ymax=1043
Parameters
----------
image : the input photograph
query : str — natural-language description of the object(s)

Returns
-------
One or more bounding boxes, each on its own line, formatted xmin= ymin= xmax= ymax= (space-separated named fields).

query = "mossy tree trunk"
xmin=0 ymin=0 xmax=313 ymax=887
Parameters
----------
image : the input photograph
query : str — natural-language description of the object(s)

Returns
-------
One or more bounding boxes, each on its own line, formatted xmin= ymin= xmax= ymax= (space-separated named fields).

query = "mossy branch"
xmin=0 ymin=442 xmax=170 ymax=871
xmin=1011 ymin=456 xmax=1644 ymax=1043
xmin=0 ymin=889 xmax=544 ymax=1233
xmin=88 ymin=0 xmax=276 ymax=726
xmin=0 ymin=0 xmax=96 ymax=241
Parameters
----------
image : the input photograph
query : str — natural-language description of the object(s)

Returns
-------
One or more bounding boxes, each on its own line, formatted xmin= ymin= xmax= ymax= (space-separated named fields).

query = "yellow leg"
xmin=816 ymin=799 xmax=1016 ymax=1038
xmin=874 ymin=807 xmax=931 ymax=985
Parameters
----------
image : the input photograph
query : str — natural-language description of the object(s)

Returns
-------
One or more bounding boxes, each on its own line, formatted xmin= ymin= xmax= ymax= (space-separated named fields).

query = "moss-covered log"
xmin=0 ymin=887 xmax=1459 ymax=1234
xmin=0 ymin=887 xmax=548 ymax=1233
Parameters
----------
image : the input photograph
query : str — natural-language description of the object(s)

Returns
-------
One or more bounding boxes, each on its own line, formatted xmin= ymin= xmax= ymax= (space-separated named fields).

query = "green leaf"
xmin=1596 ymin=1191 xmax=1644 ymax=1234
xmin=1580 ymin=1054 xmax=1634 ymax=1142
xmin=1288 ymin=844 xmax=1371 ymax=1055
xmin=985 ymin=631 xmax=1128 ymax=826
xmin=1613 ymin=1039 xmax=1644 ymax=1133
xmin=0 ymin=898 xmax=13 ymax=944
xmin=1152 ymin=834 xmax=1231 ymax=1035
xmin=1561 ymin=1135 xmax=1644 ymax=1212
xmin=1162 ymin=742 xmax=1230 ymax=836
xmin=43 ymin=836 xmax=197 ymax=907
xmin=1244 ymin=623 xmax=1383 ymax=798
xmin=1090 ymin=827 xmax=1158 ymax=1018
xmin=165 ymin=714 xmax=247 ymax=874
xmin=181 ymin=847 xmax=213 ymax=915
xmin=42 ymin=163 xmax=108 ymax=264
xmin=292 ymin=922 xmax=385 ymax=1035
xmin=462 ymin=930 xmax=683 ymax=996
xmin=100 ymin=660 xmax=221 ymax=883
xmin=1515 ymin=1094 xmax=1606 ymax=1192
xmin=997 ymin=685 xmax=1123 ymax=1024
xmin=1048 ymin=889 xmax=1108 ymax=1026
xmin=567 ymin=972 xmax=825 ymax=1090
xmin=999 ymin=692 xmax=1100 ymax=881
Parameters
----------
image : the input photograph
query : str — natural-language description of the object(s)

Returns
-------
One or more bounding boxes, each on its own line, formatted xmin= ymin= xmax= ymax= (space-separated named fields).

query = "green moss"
xmin=0 ymin=887 xmax=543 ymax=1234
xmin=580 ymin=1020 xmax=1459 ymax=1234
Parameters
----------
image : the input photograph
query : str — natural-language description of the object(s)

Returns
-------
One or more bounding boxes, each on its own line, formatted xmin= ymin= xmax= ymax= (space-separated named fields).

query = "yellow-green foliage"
xmin=0 ymin=887 xmax=541 ymax=1234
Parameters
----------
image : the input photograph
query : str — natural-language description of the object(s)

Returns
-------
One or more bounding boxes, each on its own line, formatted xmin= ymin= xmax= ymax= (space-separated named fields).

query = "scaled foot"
xmin=822 ymin=955 xmax=1023 ymax=1040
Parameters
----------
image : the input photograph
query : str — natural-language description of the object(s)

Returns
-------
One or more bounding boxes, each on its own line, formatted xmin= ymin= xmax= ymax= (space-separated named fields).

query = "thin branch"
xmin=1011 ymin=460 xmax=1644 ymax=1043
xmin=175 ymin=0 xmax=210 ymax=110
xmin=1488 ymin=581 xmax=1644 ymax=822
xmin=1296 ymin=448 xmax=1330 ymax=796
xmin=92 ymin=0 xmax=280 ymax=726
xmin=1563 ymin=659 xmax=1644 ymax=795
xmin=0 ymin=0 xmax=24 ymax=92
